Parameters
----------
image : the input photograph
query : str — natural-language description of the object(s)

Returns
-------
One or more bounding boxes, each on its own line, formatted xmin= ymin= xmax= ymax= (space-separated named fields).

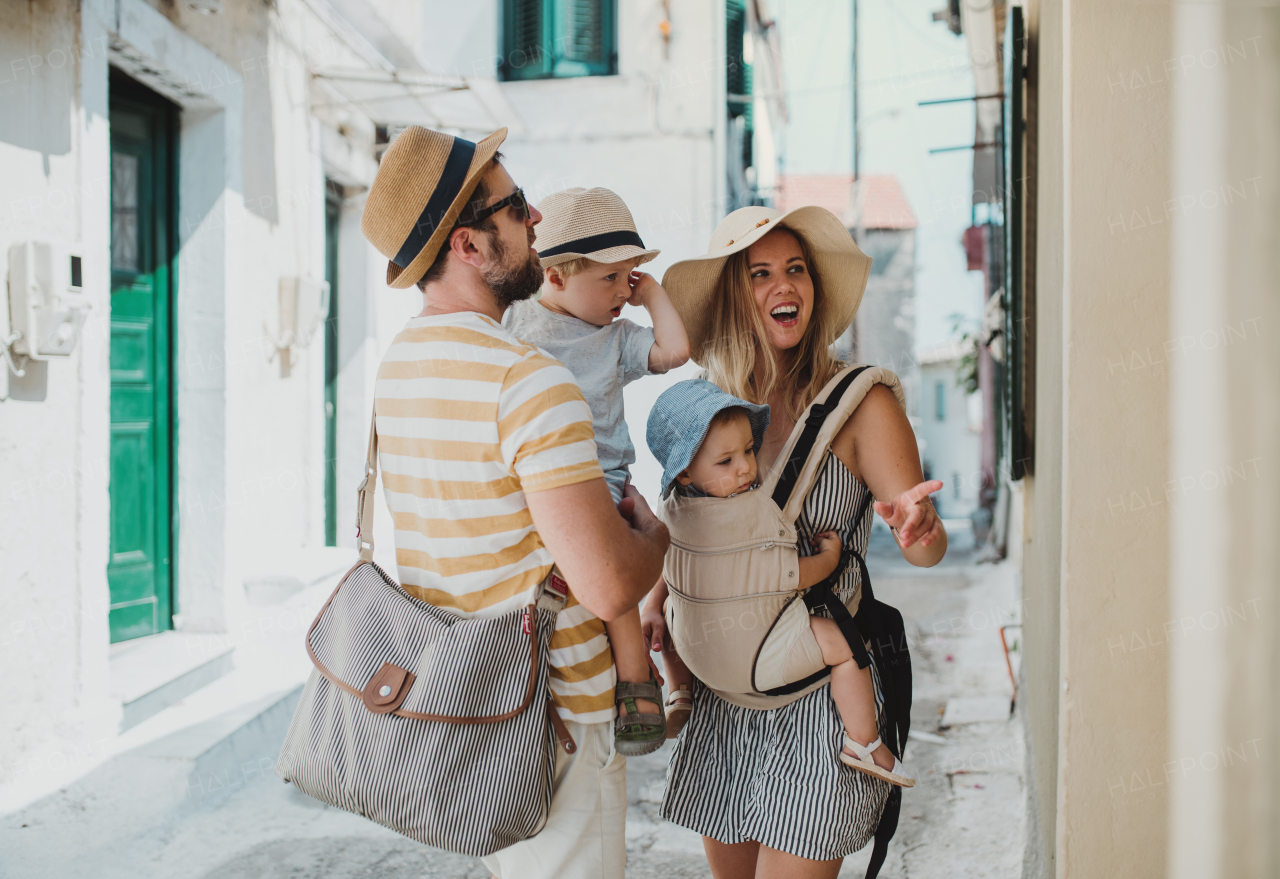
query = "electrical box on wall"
xmin=7 ymin=241 xmax=90 ymax=361
xmin=266 ymin=276 xmax=329 ymax=377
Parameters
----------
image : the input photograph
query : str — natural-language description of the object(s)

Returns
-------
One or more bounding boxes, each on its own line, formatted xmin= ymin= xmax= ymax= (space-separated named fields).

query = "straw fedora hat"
xmin=535 ymin=187 xmax=660 ymax=268
xmin=661 ymin=206 xmax=872 ymax=362
xmin=361 ymin=126 xmax=507 ymax=289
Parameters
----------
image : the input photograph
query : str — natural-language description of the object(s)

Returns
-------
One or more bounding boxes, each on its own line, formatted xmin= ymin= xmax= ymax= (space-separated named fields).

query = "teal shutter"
xmin=726 ymin=0 xmax=748 ymax=115
xmin=726 ymin=0 xmax=753 ymax=169
xmin=502 ymin=0 xmax=552 ymax=80
xmin=553 ymin=0 xmax=615 ymax=77
xmin=502 ymin=0 xmax=615 ymax=81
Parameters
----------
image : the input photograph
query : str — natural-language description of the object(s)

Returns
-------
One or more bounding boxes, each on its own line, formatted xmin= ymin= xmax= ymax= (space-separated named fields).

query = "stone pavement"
xmin=0 ymin=527 xmax=1025 ymax=879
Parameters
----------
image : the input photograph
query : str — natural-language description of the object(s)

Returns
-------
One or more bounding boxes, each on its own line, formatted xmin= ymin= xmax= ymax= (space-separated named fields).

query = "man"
xmin=360 ymin=125 xmax=669 ymax=879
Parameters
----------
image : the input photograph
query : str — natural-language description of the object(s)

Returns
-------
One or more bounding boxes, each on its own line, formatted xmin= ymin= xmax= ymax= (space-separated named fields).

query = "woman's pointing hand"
xmin=873 ymin=480 xmax=944 ymax=548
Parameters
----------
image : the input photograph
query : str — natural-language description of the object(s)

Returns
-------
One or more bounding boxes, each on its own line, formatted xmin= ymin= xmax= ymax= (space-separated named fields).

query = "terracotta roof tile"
xmin=774 ymin=174 xmax=917 ymax=230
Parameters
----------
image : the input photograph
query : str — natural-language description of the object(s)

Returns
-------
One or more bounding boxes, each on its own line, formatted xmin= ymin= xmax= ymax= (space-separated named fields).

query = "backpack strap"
xmin=763 ymin=364 xmax=907 ymax=524
xmin=770 ymin=365 xmax=870 ymax=510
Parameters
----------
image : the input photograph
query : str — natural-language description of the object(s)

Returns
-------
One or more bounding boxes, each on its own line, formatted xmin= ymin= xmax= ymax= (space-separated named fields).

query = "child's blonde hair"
xmin=546 ymin=255 xmax=646 ymax=281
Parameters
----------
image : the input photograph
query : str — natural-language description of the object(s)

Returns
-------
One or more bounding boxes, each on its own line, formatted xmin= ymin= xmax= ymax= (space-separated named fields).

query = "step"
xmin=0 ymin=685 xmax=303 ymax=875
xmin=141 ymin=684 xmax=303 ymax=811
xmin=109 ymin=631 xmax=237 ymax=731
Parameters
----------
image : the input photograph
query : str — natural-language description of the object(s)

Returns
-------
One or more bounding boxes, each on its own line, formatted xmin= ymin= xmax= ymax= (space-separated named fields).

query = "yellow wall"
xmin=1166 ymin=6 xmax=1280 ymax=878
xmin=1019 ymin=0 xmax=1063 ymax=873
xmin=1022 ymin=1 xmax=1175 ymax=875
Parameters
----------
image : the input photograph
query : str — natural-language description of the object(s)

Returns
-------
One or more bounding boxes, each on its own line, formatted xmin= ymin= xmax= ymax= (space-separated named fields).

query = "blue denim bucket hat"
xmin=646 ymin=379 xmax=770 ymax=497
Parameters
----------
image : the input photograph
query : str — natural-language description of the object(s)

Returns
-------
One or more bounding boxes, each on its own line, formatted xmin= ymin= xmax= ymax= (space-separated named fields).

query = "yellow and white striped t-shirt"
xmin=374 ymin=311 xmax=616 ymax=724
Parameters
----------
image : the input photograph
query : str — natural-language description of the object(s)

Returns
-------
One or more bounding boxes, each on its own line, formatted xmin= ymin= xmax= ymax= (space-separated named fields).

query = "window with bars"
xmin=501 ymin=0 xmax=617 ymax=82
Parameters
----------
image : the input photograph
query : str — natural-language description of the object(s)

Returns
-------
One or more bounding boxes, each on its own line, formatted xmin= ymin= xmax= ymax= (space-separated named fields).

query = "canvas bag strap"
xmin=355 ymin=407 xmax=379 ymax=561
xmin=353 ymin=406 xmax=570 ymax=607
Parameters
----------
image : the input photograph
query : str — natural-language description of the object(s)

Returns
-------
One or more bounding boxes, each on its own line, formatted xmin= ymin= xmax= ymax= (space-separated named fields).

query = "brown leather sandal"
xmin=664 ymin=687 xmax=693 ymax=739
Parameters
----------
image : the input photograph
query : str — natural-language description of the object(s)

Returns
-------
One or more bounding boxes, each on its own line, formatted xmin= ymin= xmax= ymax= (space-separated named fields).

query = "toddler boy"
xmin=504 ymin=187 xmax=690 ymax=754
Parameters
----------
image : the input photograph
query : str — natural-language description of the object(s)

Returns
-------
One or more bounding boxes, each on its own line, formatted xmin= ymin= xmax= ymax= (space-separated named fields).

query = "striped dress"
xmin=661 ymin=452 xmax=891 ymax=859
xmin=374 ymin=312 xmax=617 ymax=725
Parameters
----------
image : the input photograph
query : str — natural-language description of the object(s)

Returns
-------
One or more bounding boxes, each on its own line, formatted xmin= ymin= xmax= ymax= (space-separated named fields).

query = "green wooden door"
xmin=108 ymin=74 xmax=176 ymax=643
xmin=324 ymin=184 xmax=340 ymax=546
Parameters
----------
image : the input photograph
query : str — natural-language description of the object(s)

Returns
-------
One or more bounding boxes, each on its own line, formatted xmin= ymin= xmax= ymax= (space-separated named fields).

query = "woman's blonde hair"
xmin=701 ymin=227 xmax=844 ymax=422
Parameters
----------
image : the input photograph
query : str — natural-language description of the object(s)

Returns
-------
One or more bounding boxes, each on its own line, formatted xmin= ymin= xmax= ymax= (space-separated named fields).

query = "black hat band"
xmin=392 ymin=136 xmax=477 ymax=269
xmin=538 ymin=230 xmax=646 ymax=259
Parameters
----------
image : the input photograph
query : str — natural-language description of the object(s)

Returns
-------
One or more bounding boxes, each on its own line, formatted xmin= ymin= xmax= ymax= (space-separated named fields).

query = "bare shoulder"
xmin=831 ymin=383 xmax=912 ymax=484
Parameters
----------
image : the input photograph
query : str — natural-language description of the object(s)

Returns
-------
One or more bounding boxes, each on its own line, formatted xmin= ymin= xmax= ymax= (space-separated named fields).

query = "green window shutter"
xmin=502 ymin=0 xmax=552 ymax=81
xmin=501 ymin=0 xmax=615 ymax=81
xmin=726 ymin=1 xmax=753 ymax=171
xmin=726 ymin=0 xmax=748 ymax=117
xmin=554 ymin=0 xmax=616 ymax=77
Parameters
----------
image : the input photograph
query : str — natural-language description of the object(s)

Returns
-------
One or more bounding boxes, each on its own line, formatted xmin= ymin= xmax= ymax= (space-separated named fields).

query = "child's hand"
xmin=628 ymin=271 xmax=660 ymax=308
xmin=797 ymin=531 xmax=844 ymax=590
xmin=811 ymin=530 xmax=842 ymax=561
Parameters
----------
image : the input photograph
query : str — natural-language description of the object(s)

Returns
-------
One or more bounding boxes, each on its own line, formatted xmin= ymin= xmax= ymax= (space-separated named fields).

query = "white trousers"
xmin=481 ymin=719 xmax=627 ymax=879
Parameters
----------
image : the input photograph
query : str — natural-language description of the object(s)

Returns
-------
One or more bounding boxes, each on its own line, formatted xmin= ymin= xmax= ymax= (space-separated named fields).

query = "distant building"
xmin=916 ymin=340 xmax=982 ymax=520
xmin=776 ymin=173 xmax=919 ymax=419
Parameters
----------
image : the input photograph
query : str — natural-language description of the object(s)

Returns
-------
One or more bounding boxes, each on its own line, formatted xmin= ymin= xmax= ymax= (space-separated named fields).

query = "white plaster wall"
xmin=0 ymin=0 xmax=416 ymax=796
xmin=0 ymin=0 xmax=116 ymax=787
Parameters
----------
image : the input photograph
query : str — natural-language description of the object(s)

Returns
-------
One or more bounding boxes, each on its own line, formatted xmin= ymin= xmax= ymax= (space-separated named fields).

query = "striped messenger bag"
xmin=276 ymin=409 xmax=578 ymax=857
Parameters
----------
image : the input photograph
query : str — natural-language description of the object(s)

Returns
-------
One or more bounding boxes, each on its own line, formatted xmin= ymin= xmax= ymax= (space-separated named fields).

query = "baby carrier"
xmin=660 ymin=364 xmax=915 ymax=878
xmin=659 ymin=364 xmax=903 ymax=696
xmin=661 ymin=362 xmax=913 ymax=701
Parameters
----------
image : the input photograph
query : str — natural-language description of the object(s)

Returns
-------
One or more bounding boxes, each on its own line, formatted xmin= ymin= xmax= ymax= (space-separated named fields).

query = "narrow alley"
xmin=1 ymin=524 xmax=1025 ymax=879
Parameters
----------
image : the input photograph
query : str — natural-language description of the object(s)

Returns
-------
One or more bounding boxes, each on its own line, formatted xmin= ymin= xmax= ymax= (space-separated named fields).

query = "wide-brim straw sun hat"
xmin=661 ymin=205 xmax=873 ymax=362
xmin=647 ymin=379 xmax=770 ymax=498
xmin=361 ymin=125 xmax=507 ymax=289
xmin=534 ymin=187 xmax=660 ymax=268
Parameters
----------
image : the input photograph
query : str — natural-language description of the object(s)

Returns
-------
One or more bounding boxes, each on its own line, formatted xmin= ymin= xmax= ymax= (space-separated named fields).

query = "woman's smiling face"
xmin=746 ymin=228 xmax=814 ymax=353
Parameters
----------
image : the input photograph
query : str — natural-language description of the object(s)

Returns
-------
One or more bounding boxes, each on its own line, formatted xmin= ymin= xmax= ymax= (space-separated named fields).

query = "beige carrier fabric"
xmin=659 ymin=365 xmax=905 ymax=712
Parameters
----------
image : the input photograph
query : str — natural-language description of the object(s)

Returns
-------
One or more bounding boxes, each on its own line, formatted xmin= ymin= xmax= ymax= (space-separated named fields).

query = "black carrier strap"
xmin=770 ymin=366 xmax=871 ymax=510
xmin=763 ymin=365 xmax=913 ymax=879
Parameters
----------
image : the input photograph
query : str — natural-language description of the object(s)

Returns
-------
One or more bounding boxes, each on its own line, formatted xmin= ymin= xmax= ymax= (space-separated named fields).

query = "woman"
xmin=641 ymin=206 xmax=946 ymax=879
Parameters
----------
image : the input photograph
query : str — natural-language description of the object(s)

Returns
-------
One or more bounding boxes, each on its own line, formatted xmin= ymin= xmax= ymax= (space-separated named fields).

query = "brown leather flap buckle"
xmin=362 ymin=662 xmax=416 ymax=714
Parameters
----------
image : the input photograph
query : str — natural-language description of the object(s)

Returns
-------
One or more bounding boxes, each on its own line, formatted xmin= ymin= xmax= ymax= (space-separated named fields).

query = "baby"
xmin=503 ymin=187 xmax=690 ymax=756
xmin=647 ymin=380 xmax=913 ymax=786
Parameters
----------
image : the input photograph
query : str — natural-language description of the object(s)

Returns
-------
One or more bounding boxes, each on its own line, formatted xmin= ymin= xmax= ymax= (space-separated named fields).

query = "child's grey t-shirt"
xmin=503 ymin=299 xmax=655 ymax=501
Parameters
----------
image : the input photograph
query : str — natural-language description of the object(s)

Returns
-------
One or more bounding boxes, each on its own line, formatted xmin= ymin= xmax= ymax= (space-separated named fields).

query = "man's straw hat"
xmin=661 ymin=206 xmax=872 ymax=362
xmin=361 ymin=126 xmax=507 ymax=289
xmin=535 ymin=187 xmax=660 ymax=268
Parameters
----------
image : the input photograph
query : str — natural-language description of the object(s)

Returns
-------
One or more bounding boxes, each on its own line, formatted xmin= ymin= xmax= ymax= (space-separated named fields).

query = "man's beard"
xmin=483 ymin=232 xmax=543 ymax=310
